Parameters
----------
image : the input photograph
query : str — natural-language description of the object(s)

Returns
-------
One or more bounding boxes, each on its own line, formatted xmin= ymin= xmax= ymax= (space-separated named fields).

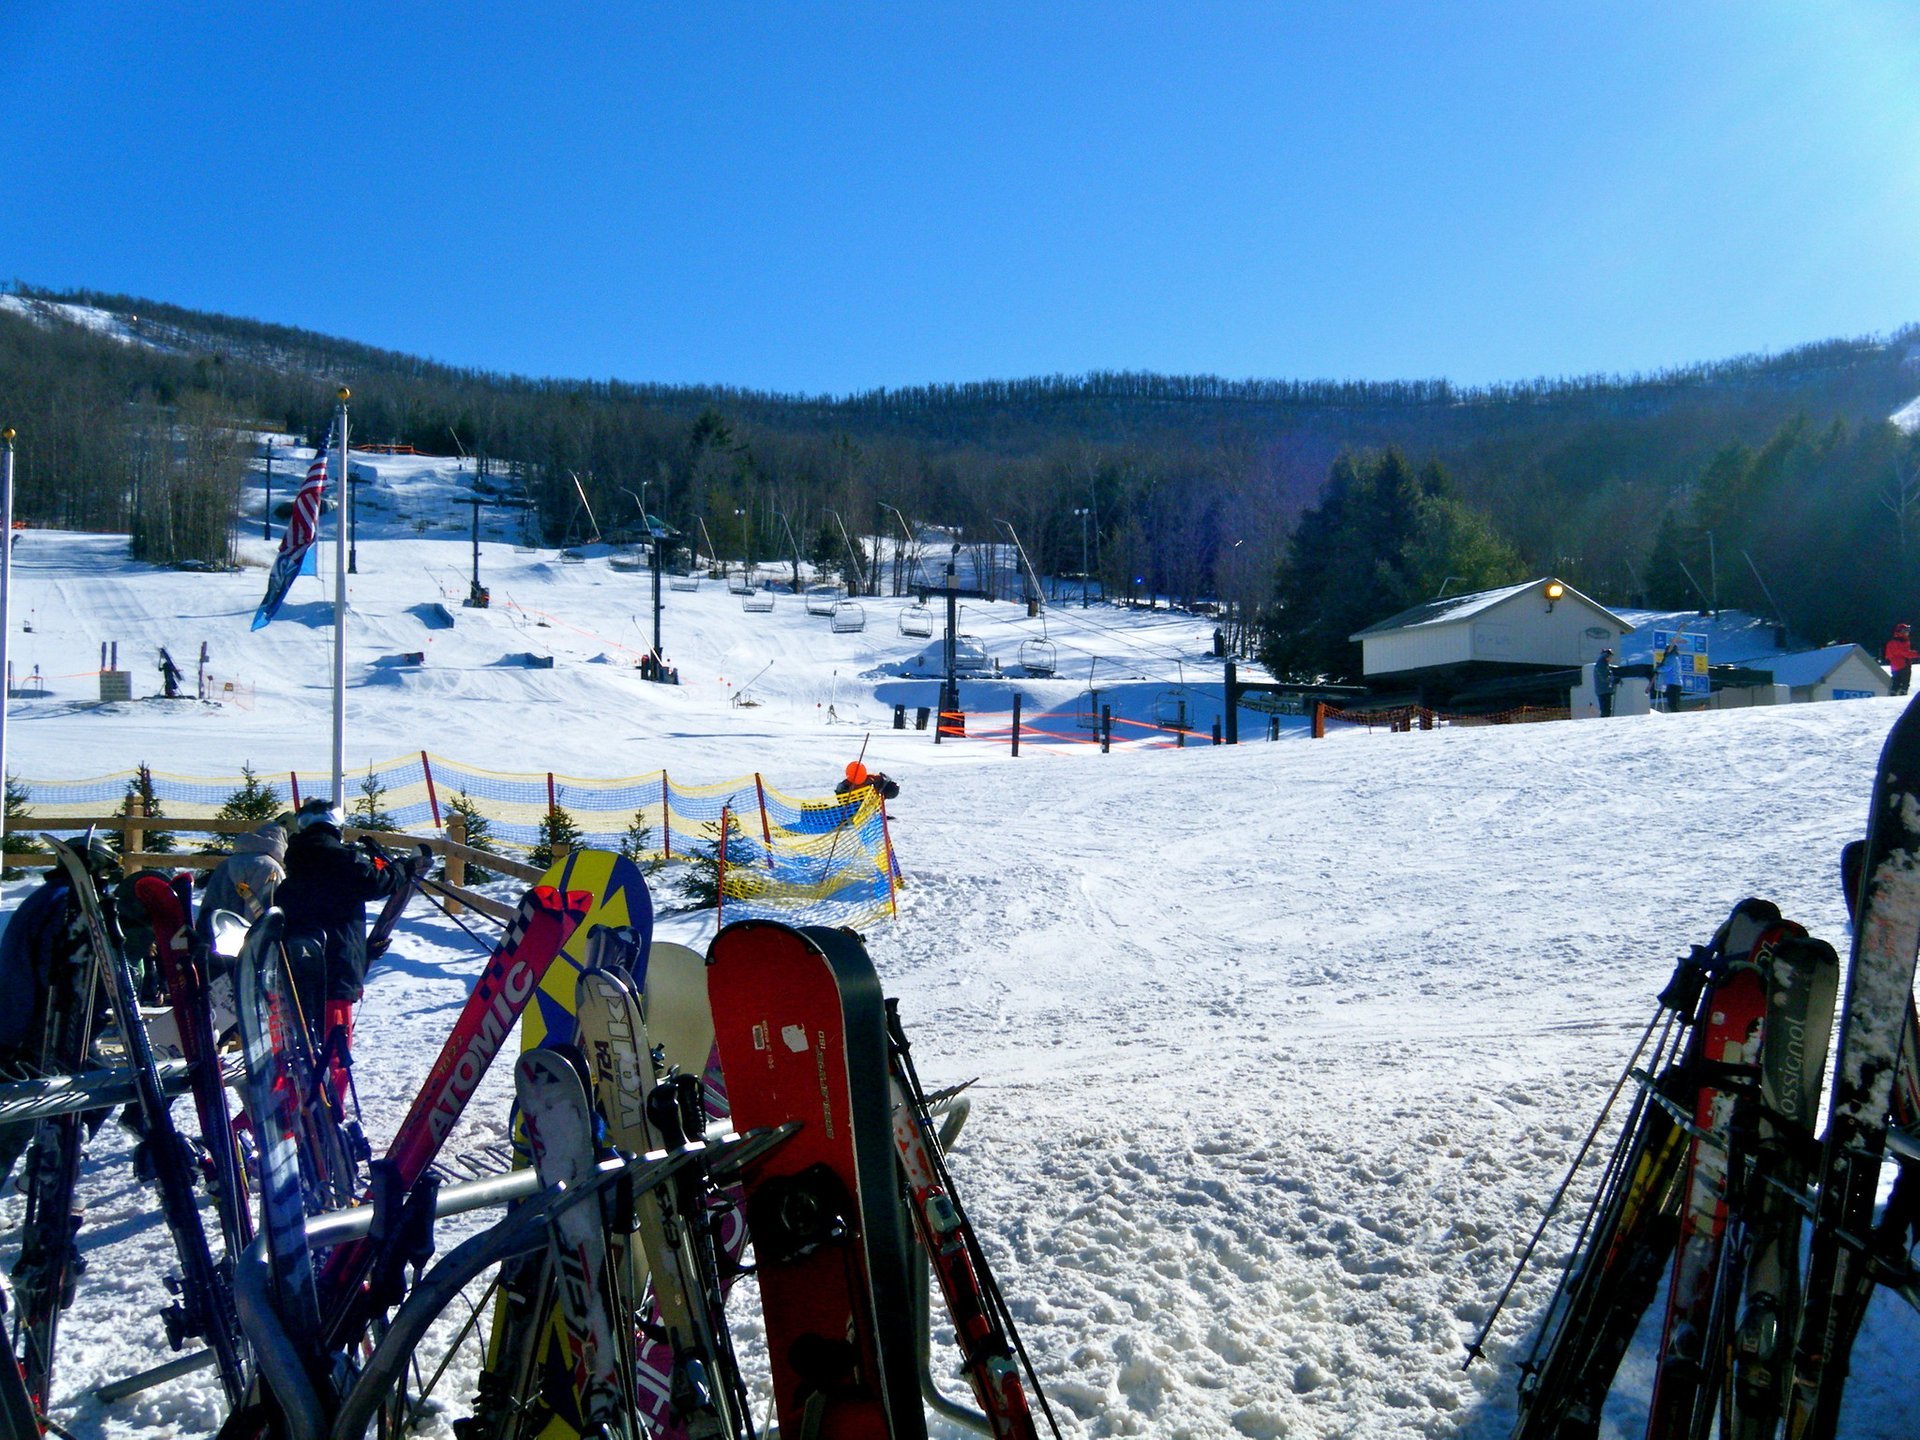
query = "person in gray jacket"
xmin=199 ymin=821 xmax=286 ymax=937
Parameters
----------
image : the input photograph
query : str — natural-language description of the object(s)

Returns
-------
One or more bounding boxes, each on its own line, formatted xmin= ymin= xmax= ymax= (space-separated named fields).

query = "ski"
xmin=40 ymin=837 xmax=253 ymax=1409
xmin=1642 ymin=920 xmax=1782 ymax=1438
xmin=133 ymin=872 xmax=254 ymax=1258
xmin=1786 ymin=693 xmax=1920 ymax=1440
xmin=708 ymin=919 xmax=926 ymax=1440
xmin=1509 ymin=899 xmax=1782 ymax=1440
xmin=1725 ymin=932 xmax=1840 ymax=1440
xmin=7 ymin=842 xmax=104 ymax=1421
xmin=518 ymin=1047 xmax=634 ymax=1439
xmin=576 ymin=958 xmax=745 ymax=1440
xmin=887 ymin=999 xmax=1049 ymax=1440
xmin=232 ymin=909 xmax=325 ymax=1386
xmin=315 ymin=882 xmax=589 ymax=1353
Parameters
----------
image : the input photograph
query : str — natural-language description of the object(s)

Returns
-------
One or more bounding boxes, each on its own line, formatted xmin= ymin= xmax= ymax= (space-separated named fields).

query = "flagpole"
xmin=0 ymin=428 xmax=13 ymax=832
xmin=331 ymin=389 xmax=350 ymax=809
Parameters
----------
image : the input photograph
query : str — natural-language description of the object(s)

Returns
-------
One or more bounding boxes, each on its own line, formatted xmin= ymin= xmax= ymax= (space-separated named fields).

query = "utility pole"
xmin=262 ymin=441 xmax=274 ymax=541
xmin=1073 ymin=507 xmax=1091 ymax=608
xmin=938 ymin=543 xmax=961 ymax=742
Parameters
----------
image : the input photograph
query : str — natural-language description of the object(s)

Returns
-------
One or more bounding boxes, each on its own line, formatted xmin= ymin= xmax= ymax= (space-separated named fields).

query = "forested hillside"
xmin=2 ymin=283 xmax=1916 ymax=663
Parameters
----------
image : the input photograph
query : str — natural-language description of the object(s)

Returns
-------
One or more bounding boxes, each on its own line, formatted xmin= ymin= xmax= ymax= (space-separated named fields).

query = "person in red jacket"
xmin=1885 ymin=623 xmax=1915 ymax=696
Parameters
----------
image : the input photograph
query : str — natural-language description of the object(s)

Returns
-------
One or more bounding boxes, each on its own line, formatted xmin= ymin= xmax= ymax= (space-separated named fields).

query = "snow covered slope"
xmin=2 ymin=450 xmax=1914 ymax=1438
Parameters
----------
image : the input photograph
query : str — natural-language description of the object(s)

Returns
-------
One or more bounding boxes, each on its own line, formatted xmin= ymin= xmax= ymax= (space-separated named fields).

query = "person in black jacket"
xmin=276 ymin=798 xmax=402 ymax=1102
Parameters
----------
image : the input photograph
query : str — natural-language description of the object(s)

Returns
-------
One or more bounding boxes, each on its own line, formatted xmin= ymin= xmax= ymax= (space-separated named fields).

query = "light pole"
xmin=1073 ymin=507 xmax=1091 ymax=608
xmin=263 ymin=441 xmax=274 ymax=541
xmin=348 ymin=471 xmax=360 ymax=574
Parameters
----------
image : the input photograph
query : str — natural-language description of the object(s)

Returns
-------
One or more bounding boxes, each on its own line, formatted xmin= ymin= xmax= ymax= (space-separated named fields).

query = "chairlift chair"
xmin=668 ymin=571 xmax=701 ymax=592
xmin=1018 ymin=638 xmax=1057 ymax=677
xmin=805 ymin=584 xmax=844 ymax=617
xmin=726 ymin=570 xmax=755 ymax=595
xmin=899 ymin=604 xmax=934 ymax=638
xmin=830 ymin=600 xmax=867 ymax=634
xmin=742 ymin=589 xmax=776 ymax=614
xmin=1153 ymin=688 xmax=1190 ymax=728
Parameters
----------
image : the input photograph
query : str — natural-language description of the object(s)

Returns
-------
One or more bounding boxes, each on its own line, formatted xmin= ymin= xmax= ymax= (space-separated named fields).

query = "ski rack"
xmin=97 ymin=1127 xmax=798 ymax=1412
xmin=0 ymin=1055 xmax=244 ymax=1128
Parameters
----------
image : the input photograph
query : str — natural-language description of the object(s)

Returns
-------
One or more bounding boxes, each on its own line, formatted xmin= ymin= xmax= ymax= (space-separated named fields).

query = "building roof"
xmin=1609 ymin=608 xmax=1797 ymax=666
xmin=1351 ymin=577 xmax=1629 ymax=640
xmin=1762 ymin=643 xmax=1882 ymax=689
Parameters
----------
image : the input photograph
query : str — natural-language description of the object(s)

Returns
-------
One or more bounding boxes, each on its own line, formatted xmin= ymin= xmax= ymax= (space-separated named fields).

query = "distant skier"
xmin=1593 ymin=647 xmax=1618 ymax=718
xmin=1657 ymin=642 xmax=1684 ymax=713
xmin=1884 ymin=623 xmax=1914 ymax=696
xmin=275 ymin=799 xmax=402 ymax=1104
xmin=157 ymin=647 xmax=183 ymax=699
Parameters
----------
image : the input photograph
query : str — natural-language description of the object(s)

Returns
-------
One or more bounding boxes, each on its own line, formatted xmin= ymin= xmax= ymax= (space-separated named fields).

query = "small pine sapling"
xmin=617 ymin=808 xmax=666 ymax=875
xmin=444 ymin=790 xmax=497 ymax=882
xmin=350 ymin=767 xmax=399 ymax=834
xmin=3 ymin=776 xmax=40 ymax=878
xmin=203 ymin=763 xmax=284 ymax=852
xmin=122 ymin=764 xmax=176 ymax=855
xmin=530 ymin=804 xmax=584 ymax=869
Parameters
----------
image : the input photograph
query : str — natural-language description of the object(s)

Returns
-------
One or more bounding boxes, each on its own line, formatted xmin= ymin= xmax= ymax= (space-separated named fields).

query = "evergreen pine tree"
xmin=674 ymin=809 xmax=749 ymax=910
xmin=444 ymin=790 xmax=497 ymax=882
xmin=202 ymin=763 xmax=284 ymax=852
xmin=350 ymin=767 xmax=399 ymax=833
xmin=3 ymin=775 xmax=40 ymax=878
xmin=530 ymin=804 xmax=584 ymax=869
xmin=617 ymin=809 xmax=666 ymax=875
xmin=121 ymin=764 xmax=176 ymax=855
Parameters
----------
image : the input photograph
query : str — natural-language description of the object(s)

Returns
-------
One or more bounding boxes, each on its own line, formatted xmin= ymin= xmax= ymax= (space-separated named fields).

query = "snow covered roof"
xmin=1352 ymin=576 xmax=1627 ymax=638
xmin=1759 ymin=643 xmax=1880 ymax=688
xmin=1608 ymin=608 xmax=1794 ymax=666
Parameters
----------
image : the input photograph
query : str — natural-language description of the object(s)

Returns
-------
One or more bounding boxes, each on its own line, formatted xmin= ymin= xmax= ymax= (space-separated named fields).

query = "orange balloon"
xmin=845 ymin=761 xmax=868 ymax=785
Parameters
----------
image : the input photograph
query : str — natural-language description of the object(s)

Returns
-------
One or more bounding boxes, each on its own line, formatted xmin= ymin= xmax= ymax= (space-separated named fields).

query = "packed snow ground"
xmin=2 ymin=448 xmax=1915 ymax=1439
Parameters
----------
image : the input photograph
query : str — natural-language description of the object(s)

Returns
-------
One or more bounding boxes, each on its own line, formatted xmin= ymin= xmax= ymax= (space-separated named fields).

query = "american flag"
xmin=251 ymin=432 xmax=333 ymax=629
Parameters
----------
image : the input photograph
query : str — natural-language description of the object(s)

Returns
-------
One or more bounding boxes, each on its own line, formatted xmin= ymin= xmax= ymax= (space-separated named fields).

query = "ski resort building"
xmin=1351 ymin=577 xmax=1631 ymax=709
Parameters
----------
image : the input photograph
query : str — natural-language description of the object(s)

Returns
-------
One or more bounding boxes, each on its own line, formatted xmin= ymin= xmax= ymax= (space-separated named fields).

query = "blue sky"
xmin=5 ymin=3 xmax=1917 ymax=394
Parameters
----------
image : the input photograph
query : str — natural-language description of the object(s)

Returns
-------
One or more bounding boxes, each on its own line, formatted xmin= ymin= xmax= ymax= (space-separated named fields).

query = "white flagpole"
xmin=331 ymin=388 xmax=350 ymax=809
xmin=0 ymin=428 xmax=13 ymax=836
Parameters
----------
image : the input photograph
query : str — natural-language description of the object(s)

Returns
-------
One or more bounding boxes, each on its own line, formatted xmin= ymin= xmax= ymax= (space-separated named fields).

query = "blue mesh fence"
xmin=12 ymin=753 xmax=899 ymax=931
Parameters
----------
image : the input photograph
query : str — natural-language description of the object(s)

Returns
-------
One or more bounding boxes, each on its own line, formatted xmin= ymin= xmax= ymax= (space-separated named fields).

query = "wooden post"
xmin=716 ymin=804 xmax=730 ymax=927
xmin=1212 ymin=718 xmax=1221 ymax=745
xmin=1100 ymin=705 xmax=1112 ymax=754
xmin=753 ymin=773 xmax=772 ymax=845
xmin=444 ymin=811 xmax=466 ymax=915
xmin=124 ymin=793 xmax=145 ymax=858
xmin=1011 ymin=695 xmax=1021 ymax=757
xmin=660 ymin=773 xmax=671 ymax=860
xmin=420 ymin=751 xmax=442 ymax=828
xmin=1312 ymin=701 xmax=1327 ymax=739
xmin=1224 ymin=661 xmax=1239 ymax=744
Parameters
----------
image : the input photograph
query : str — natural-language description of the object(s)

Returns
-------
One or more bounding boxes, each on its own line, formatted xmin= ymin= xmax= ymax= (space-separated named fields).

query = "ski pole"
xmin=1464 ymin=1003 xmax=1669 ymax=1368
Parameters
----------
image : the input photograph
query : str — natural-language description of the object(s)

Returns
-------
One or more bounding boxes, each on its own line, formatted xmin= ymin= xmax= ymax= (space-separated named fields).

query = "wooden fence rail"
xmin=4 ymin=811 xmax=548 ymax=922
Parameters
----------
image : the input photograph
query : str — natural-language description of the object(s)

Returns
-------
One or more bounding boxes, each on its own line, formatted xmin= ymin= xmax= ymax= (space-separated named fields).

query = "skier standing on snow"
xmin=1657 ymin=642 xmax=1684 ymax=713
xmin=1884 ymin=622 xmax=1914 ymax=696
xmin=1593 ymin=647 xmax=1618 ymax=718
xmin=198 ymin=821 xmax=286 ymax=938
xmin=158 ymin=647 xmax=183 ymax=699
xmin=275 ymin=799 xmax=401 ymax=1103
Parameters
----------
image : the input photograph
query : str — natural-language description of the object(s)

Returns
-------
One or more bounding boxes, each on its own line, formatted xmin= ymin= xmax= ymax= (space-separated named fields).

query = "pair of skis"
xmin=34 ymin=837 xmax=251 ymax=1411
xmin=1504 ymin=690 xmax=1920 ymax=1439
xmin=709 ymin=919 xmax=1057 ymax=1440
xmin=223 ymin=882 xmax=593 ymax=1438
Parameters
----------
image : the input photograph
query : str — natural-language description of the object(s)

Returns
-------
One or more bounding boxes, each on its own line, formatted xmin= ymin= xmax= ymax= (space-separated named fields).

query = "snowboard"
xmin=518 ymin=1048 xmax=633 ymax=1439
xmin=707 ymin=920 xmax=926 ymax=1440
